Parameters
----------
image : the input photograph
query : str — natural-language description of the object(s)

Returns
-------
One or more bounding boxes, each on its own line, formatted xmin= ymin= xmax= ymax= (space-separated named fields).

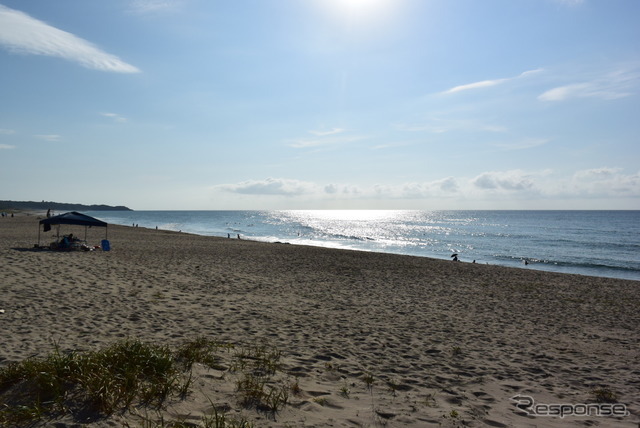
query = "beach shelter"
xmin=38 ymin=211 xmax=108 ymax=246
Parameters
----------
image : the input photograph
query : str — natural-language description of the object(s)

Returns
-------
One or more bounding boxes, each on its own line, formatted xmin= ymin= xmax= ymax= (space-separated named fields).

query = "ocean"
xmin=85 ymin=210 xmax=640 ymax=282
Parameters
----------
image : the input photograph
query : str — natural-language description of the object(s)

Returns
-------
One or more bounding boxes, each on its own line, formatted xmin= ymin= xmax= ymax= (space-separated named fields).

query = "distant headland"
xmin=0 ymin=200 xmax=133 ymax=212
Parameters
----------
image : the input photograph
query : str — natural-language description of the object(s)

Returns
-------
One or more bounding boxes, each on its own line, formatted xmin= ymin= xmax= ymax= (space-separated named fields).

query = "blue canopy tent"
xmin=38 ymin=211 xmax=108 ymax=248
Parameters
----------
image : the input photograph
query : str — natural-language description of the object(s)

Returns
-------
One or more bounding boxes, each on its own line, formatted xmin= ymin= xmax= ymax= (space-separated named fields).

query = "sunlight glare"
xmin=318 ymin=0 xmax=399 ymax=26
xmin=293 ymin=210 xmax=407 ymax=222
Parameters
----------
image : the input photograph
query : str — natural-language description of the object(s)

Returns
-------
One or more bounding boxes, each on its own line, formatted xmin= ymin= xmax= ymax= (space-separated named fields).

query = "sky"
xmin=0 ymin=0 xmax=639 ymax=210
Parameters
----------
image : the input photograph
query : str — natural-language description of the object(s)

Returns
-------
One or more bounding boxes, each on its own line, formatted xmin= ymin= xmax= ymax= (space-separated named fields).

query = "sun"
xmin=341 ymin=0 xmax=386 ymax=12
xmin=318 ymin=0 xmax=398 ymax=25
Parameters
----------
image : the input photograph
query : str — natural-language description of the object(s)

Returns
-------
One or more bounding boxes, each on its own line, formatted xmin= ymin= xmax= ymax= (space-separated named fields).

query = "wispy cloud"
xmin=128 ymin=0 xmax=185 ymax=14
xmin=0 ymin=128 xmax=16 ymax=135
xmin=288 ymin=129 xmax=363 ymax=149
xmin=443 ymin=68 xmax=543 ymax=94
xmin=34 ymin=134 xmax=62 ymax=142
xmin=370 ymin=140 xmax=414 ymax=150
xmin=0 ymin=144 xmax=15 ymax=150
xmin=309 ymin=128 xmax=345 ymax=136
xmin=0 ymin=4 xmax=140 ymax=73
xmin=554 ymin=0 xmax=585 ymax=6
xmin=492 ymin=138 xmax=551 ymax=151
xmin=215 ymin=178 xmax=320 ymax=196
xmin=396 ymin=117 xmax=508 ymax=135
xmin=101 ymin=112 xmax=128 ymax=123
xmin=538 ymin=67 xmax=639 ymax=101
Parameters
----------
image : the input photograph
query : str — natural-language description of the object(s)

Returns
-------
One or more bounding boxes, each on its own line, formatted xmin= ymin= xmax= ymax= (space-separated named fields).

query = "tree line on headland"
xmin=0 ymin=200 xmax=132 ymax=212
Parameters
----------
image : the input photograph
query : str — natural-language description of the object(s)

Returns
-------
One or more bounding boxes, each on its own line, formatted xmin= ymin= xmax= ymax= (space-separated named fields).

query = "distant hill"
xmin=0 ymin=200 xmax=133 ymax=212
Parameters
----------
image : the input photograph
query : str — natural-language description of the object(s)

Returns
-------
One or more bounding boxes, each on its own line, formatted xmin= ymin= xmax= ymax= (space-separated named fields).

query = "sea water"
xmin=85 ymin=210 xmax=640 ymax=281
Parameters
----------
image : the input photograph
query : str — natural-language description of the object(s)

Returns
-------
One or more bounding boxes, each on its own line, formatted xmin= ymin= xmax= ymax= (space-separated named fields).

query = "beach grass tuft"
xmin=174 ymin=336 xmax=233 ymax=371
xmin=0 ymin=339 xmax=183 ymax=424
xmin=129 ymin=405 xmax=255 ymax=428
xmin=362 ymin=372 xmax=375 ymax=391
xmin=0 ymin=337 xmax=281 ymax=426
xmin=232 ymin=343 xmax=289 ymax=413
xmin=591 ymin=386 xmax=618 ymax=403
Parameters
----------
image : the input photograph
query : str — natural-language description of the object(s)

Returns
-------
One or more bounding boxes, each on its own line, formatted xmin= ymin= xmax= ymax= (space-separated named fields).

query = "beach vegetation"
xmin=0 ymin=337 xmax=286 ymax=426
xmin=130 ymin=405 xmax=255 ymax=428
xmin=231 ymin=343 xmax=281 ymax=376
xmin=339 ymin=383 xmax=351 ymax=399
xmin=324 ymin=361 xmax=336 ymax=372
xmin=387 ymin=379 xmax=399 ymax=397
xmin=174 ymin=336 xmax=232 ymax=371
xmin=424 ymin=392 xmax=437 ymax=407
xmin=235 ymin=373 xmax=289 ymax=412
xmin=0 ymin=339 xmax=183 ymax=425
xmin=312 ymin=396 xmax=327 ymax=406
xmin=591 ymin=386 xmax=618 ymax=403
xmin=362 ymin=372 xmax=375 ymax=391
xmin=232 ymin=343 xmax=289 ymax=413
xmin=289 ymin=377 xmax=302 ymax=395
xmin=451 ymin=346 xmax=462 ymax=357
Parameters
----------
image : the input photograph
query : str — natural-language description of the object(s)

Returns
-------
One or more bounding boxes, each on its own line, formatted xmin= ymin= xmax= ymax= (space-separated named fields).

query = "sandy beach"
xmin=1 ymin=212 xmax=638 ymax=427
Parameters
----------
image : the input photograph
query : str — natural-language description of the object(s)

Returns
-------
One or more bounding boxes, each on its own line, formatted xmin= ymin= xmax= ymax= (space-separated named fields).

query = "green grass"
xmin=174 ymin=337 xmax=233 ymax=371
xmin=362 ymin=372 xmax=375 ymax=391
xmin=0 ymin=337 xmax=277 ymax=426
xmin=591 ymin=386 xmax=619 ymax=403
xmin=232 ymin=344 xmax=289 ymax=413
xmin=130 ymin=405 xmax=255 ymax=428
xmin=0 ymin=339 xmax=184 ymax=425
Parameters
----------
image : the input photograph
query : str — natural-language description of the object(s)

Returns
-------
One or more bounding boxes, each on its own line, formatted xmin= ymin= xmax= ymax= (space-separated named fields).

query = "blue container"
xmin=101 ymin=239 xmax=111 ymax=251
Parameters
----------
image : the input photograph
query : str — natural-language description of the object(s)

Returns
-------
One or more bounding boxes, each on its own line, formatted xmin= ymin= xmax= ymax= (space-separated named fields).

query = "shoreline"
xmin=87 ymin=210 xmax=640 ymax=282
xmin=1 ymin=212 xmax=639 ymax=427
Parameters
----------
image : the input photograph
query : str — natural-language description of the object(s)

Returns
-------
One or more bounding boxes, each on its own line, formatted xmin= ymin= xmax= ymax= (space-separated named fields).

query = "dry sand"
xmin=1 ymin=212 xmax=639 ymax=427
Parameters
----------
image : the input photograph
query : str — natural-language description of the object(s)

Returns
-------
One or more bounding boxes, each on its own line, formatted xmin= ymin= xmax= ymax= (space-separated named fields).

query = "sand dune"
xmin=1 ymin=212 xmax=638 ymax=427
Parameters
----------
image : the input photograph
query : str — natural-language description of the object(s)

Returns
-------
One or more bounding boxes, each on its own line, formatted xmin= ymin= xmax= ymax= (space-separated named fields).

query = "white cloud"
xmin=445 ymin=78 xmax=507 ymax=94
xmin=288 ymin=129 xmax=364 ymax=148
xmin=128 ymin=0 xmax=184 ymax=14
xmin=34 ymin=134 xmax=62 ymax=142
xmin=371 ymin=140 xmax=414 ymax=150
xmin=397 ymin=178 xmax=460 ymax=198
xmin=309 ymin=128 xmax=345 ymax=136
xmin=443 ymin=68 xmax=543 ymax=94
xmin=215 ymin=178 xmax=320 ymax=196
xmin=216 ymin=177 xmax=461 ymax=200
xmin=569 ymin=167 xmax=640 ymax=196
xmin=324 ymin=183 xmax=363 ymax=195
xmin=213 ymin=168 xmax=639 ymax=205
xmin=101 ymin=112 xmax=128 ymax=123
xmin=554 ymin=0 xmax=584 ymax=5
xmin=573 ymin=167 xmax=622 ymax=180
xmin=538 ymin=82 xmax=633 ymax=101
xmin=0 ymin=128 xmax=16 ymax=135
xmin=0 ymin=144 xmax=15 ymax=149
xmin=0 ymin=5 xmax=140 ymax=73
xmin=492 ymin=138 xmax=551 ymax=151
xmin=538 ymin=67 xmax=639 ymax=101
xmin=472 ymin=170 xmax=536 ymax=191
xmin=396 ymin=117 xmax=508 ymax=135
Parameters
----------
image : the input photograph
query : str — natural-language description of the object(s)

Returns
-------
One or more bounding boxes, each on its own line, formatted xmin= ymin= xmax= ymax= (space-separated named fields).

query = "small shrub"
xmin=362 ymin=373 xmax=375 ymax=391
xmin=339 ymin=384 xmax=351 ymax=399
xmin=591 ymin=386 xmax=618 ymax=403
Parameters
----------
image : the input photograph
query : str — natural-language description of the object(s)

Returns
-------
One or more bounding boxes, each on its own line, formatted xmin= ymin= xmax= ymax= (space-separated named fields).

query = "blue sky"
xmin=1 ymin=0 xmax=638 ymax=210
